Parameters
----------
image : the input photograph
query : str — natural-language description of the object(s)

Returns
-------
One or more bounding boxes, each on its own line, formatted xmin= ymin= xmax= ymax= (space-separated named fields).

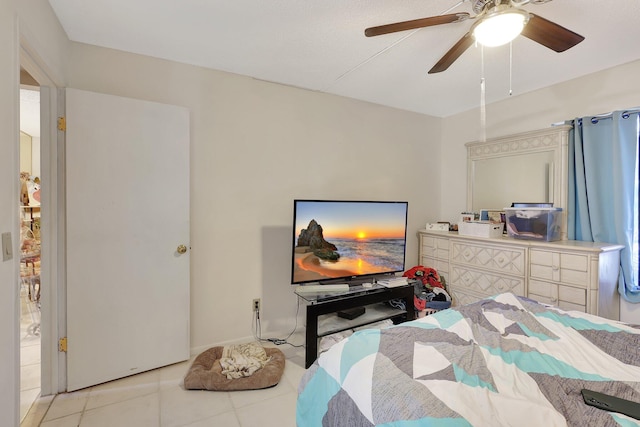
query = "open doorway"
xmin=19 ymin=68 xmax=41 ymax=422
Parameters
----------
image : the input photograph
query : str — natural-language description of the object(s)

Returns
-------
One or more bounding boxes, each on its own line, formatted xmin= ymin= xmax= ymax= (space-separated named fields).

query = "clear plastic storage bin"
xmin=504 ymin=207 xmax=562 ymax=241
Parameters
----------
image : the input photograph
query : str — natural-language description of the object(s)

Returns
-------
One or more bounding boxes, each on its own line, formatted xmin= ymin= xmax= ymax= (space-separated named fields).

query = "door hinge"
xmin=57 ymin=117 xmax=66 ymax=132
xmin=59 ymin=337 xmax=67 ymax=352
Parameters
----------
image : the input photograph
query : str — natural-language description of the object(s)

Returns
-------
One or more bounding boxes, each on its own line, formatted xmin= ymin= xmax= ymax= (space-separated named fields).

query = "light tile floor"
xmin=20 ymin=341 xmax=306 ymax=427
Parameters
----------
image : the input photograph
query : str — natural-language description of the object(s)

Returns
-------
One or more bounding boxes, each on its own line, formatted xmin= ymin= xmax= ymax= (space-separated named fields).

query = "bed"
xmin=297 ymin=292 xmax=640 ymax=426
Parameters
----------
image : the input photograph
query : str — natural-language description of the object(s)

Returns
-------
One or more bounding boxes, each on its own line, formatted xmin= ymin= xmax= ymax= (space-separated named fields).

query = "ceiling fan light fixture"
xmin=473 ymin=7 xmax=529 ymax=47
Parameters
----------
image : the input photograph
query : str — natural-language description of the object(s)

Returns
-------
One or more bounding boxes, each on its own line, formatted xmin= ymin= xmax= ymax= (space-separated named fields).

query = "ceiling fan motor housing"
xmin=473 ymin=0 xmax=501 ymax=14
xmin=473 ymin=0 xmax=553 ymax=14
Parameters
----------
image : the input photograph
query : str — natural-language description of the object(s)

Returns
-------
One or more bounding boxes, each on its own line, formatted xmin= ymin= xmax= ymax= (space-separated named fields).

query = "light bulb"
xmin=473 ymin=10 xmax=528 ymax=47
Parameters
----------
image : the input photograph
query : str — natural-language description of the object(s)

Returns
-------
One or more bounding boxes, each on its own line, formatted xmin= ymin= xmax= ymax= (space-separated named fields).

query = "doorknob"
xmin=177 ymin=245 xmax=188 ymax=254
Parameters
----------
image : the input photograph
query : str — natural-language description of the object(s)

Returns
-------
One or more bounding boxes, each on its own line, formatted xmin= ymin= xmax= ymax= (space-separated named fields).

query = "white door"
xmin=65 ymin=88 xmax=190 ymax=391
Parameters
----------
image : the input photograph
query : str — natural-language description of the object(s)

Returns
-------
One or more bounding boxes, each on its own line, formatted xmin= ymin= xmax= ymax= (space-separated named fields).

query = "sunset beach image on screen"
xmin=291 ymin=200 xmax=408 ymax=284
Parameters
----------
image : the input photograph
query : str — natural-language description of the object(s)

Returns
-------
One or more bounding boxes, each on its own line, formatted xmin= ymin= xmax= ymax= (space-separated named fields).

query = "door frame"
xmin=20 ymin=34 xmax=66 ymax=395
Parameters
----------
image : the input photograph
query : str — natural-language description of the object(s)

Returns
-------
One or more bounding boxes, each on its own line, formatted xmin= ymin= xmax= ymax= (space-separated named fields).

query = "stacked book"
xmin=376 ymin=277 xmax=409 ymax=288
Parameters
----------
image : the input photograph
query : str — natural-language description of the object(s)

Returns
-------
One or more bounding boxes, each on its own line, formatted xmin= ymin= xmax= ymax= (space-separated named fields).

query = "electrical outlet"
xmin=252 ymin=298 xmax=261 ymax=312
xmin=2 ymin=232 xmax=12 ymax=261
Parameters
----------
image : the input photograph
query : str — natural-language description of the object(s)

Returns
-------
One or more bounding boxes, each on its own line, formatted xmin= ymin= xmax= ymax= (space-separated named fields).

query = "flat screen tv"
xmin=291 ymin=200 xmax=408 ymax=285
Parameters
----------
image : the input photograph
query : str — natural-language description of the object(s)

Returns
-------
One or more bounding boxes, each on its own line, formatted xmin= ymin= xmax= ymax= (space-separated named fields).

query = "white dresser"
xmin=418 ymin=229 xmax=624 ymax=320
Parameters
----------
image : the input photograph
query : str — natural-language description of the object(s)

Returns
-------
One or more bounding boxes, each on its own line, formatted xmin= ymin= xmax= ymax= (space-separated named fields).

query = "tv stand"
xmin=295 ymin=283 xmax=415 ymax=368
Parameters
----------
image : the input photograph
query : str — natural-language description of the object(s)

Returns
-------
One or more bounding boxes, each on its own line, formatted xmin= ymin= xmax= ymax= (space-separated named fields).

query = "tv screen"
xmin=291 ymin=200 xmax=408 ymax=285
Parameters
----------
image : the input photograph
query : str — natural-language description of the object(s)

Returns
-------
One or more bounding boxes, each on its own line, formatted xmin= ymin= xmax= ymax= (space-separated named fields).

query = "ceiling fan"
xmin=364 ymin=0 xmax=584 ymax=74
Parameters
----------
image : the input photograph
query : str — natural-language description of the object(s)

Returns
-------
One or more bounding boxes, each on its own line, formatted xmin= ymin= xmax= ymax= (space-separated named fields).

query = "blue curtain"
xmin=568 ymin=111 xmax=639 ymax=302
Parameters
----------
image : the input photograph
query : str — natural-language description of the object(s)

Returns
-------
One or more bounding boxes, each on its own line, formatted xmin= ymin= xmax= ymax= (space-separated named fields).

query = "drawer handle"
xmin=552 ymin=265 xmax=559 ymax=271
xmin=551 ymin=297 xmax=558 ymax=303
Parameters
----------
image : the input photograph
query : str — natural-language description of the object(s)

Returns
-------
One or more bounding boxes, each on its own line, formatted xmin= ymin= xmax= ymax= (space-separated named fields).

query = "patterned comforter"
xmin=297 ymin=293 xmax=640 ymax=426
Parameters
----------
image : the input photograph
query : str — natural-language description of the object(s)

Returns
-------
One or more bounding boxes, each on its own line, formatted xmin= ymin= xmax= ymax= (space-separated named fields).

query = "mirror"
xmin=471 ymin=151 xmax=554 ymax=211
xmin=466 ymin=125 xmax=571 ymax=238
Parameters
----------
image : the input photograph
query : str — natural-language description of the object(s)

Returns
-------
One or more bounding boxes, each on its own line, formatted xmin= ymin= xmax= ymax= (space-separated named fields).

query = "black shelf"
xmin=317 ymin=302 xmax=406 ymax=337
xmin=296 ymin=283 xmax=414 ymax=368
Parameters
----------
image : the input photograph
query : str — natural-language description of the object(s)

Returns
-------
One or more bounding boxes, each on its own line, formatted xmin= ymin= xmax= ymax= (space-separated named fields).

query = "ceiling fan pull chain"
xmin=480 ymin=45 xmax=487 ymax=143
xmin=509 ymin=41 xmax=514 ymax=96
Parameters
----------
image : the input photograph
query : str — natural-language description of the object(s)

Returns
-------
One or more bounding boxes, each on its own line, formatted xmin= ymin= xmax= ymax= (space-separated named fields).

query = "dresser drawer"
xmin=559 ymin=285 xmax=587 ymax=306
xmin=448 ymin=288 xmax=483 ymax=307
xmin=420 ymin=256 xmax=449 ymax=276
xmin=450 ymin=265 xmax=525 ymax=297
xmin=558 ymin=300 xmax=587 ymax=313
xmin=451 ymin=241 xmax=526 ymax=276
xmin=530 ymin=249 xmax=589 ymax=286
xmin=528 ymin=279 xmax=556 ymax=302
xmin=421 ymin=236 xmax=450 ymax=260
xmin=528 ymin=279 xmax=586 ymax=311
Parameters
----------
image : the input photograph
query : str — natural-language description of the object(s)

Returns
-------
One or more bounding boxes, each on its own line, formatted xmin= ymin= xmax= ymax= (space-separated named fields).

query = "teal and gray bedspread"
xmin=296 ymin=293 xmax=640 ymax=426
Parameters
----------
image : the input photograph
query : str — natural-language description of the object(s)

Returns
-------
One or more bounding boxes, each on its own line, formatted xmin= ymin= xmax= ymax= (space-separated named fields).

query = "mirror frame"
xmin=466 ymin=125 xmax=571 ymax=240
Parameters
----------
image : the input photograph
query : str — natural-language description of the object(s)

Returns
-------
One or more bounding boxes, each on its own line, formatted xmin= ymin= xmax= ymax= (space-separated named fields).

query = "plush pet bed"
xmin=184 ymin=346 xmax=285 ymax=391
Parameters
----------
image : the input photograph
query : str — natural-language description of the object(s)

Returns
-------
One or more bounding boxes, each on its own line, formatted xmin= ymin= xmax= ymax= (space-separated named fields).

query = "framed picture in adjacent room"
xmin=480 ymin=209 xmax=505 ymax=223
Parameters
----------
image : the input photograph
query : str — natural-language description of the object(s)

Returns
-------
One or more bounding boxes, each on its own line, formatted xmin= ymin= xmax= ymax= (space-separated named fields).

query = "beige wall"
xmin=66 ymin=42 xmax=442 ymax=350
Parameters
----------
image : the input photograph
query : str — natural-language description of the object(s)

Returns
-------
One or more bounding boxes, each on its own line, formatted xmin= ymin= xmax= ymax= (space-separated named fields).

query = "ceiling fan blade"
xmin=521 ymin=13 xmax=585 ymax=52
xmin=365 ymin=13 xmax=470 ymax=37
xmin=428 ymin=32 xmax=474 ymax=74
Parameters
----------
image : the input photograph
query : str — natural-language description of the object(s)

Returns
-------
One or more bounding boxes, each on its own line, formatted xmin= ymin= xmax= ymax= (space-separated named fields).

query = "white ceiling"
xmin=47 ymin=0 xmax=640 ymax=118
